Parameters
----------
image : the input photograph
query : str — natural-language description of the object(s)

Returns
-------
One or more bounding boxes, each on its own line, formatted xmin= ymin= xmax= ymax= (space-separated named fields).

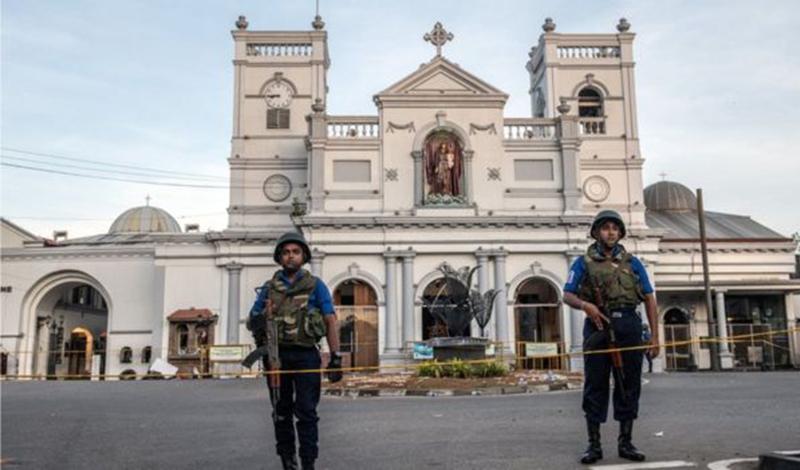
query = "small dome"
xmin=644 ymin=181 xmax=697 ymax=212
xmin=109 ymin=206 xmax=181 ymax=234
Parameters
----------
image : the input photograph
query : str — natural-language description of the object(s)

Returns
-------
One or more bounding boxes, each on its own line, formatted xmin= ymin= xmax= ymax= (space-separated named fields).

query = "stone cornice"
xmin=231 ymin=30 xmax=327 ymax=42
xmin=580 ymin=158 xmax=645 ymax=170
xmin=228 ymin=158 xmax=308 ymax=170
xmin=206 ymin=230 xmax=284 ymax=243
xmin=295 ymin=215 xmax=592 ymax=229
xmin=1 ymin=246 xmax=155 ymax=260
xmin=656 ymin=279 xmax=800 ymax=292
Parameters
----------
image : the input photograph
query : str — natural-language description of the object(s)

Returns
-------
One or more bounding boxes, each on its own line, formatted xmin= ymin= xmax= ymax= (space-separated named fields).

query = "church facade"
xmin=1 ymin=17 xmax=797 ymax=379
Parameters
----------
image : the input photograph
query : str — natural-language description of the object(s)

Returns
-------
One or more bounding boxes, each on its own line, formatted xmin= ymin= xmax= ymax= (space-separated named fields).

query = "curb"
xmin=323 ymin=381 xmax=579 ymax=398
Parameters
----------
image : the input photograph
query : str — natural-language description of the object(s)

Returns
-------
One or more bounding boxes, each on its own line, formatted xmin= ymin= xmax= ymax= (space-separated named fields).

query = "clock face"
xmin=265 ymin=81 xmax=293 ymax=109
xmin=263 ymin=174 xmax=293 ymax=202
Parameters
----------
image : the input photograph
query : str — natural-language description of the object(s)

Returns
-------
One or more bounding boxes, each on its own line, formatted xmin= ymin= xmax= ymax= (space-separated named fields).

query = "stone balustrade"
xmin=557 ymin=46 xmax=620 ymax=59
xmin=579 ymin=117 xmax=606 ymax=135
xmin=503 ymin=119 xmax=557 ymax=140
xmin=246 ymin=43 xmax=313 ymax=57
xmin=327 ymin=117 xmax=380 ymax=138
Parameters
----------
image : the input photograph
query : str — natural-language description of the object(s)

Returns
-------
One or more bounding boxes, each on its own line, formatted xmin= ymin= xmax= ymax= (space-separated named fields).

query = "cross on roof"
xmin=424 ymin=22 xmax=454 ymax=57
xmin=659 ymin=172 xmax=667 ymax=181
xmin=145 ymin=194 xmax=151 ymax=206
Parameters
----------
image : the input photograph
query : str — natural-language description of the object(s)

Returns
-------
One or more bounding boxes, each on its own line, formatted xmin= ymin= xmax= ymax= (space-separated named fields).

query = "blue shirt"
xmin=563 ymin=247 xmax=654 ymax=295
xmin=248 ymin=270 xmax=335 ymax=320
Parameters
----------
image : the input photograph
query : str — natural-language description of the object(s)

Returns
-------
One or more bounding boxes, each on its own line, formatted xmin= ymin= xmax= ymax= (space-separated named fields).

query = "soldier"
xmin=246 ymin=232 xmax=342 ymax=470
xmin=563 ymin=210 xmax=659 ymax=464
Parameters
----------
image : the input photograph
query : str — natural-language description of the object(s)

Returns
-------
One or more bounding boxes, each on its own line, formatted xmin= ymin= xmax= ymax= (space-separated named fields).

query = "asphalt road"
xmin=2 ymin=372 xmax=799 ymax=469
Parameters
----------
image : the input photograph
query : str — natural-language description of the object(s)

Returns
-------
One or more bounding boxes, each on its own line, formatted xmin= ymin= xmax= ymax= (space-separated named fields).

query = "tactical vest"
xmin=264 ymin=269 xmax=327 ymax=348
xmin=577 ymin=244 xmax=644 ymax=311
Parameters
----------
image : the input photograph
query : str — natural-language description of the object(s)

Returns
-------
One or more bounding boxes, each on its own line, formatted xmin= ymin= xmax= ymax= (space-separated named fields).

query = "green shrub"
xmin=417 ymin=361 xmax=444 ymax=378
xmin=417 ymin=359 xmax=508 ymax=378
xmin=471 ymin=361 xmax=508 ymax=378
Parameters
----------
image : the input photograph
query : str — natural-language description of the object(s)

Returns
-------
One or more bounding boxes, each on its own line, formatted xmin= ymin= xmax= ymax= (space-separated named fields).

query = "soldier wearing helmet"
xmin=246 ymin=231 xmax=342 ymax=470
xmin=563 ymin=210 xmax=659 ymax=464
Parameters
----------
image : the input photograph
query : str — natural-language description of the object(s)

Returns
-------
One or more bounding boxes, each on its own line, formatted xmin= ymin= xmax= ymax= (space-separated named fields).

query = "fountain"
xmin=421 ymin=263 xmax=501 ymax=361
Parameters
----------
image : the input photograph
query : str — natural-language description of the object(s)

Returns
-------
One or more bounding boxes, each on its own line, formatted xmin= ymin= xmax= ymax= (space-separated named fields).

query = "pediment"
xmin=376 ymin=56 xmax=507 ymax=99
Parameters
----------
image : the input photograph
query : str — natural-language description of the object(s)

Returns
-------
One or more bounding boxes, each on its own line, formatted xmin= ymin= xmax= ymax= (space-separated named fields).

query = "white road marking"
xmin=706 ymin=458 xmax=757 ymax=470
xmin=589 ymin=460 xmax=696 ymax=470
xmin=773 ymin=449 xmax=800 ymax=455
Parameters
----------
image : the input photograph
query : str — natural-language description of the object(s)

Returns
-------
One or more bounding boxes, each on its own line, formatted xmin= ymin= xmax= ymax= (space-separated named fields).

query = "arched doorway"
xmin=66 ymin=327 xmax=93 ymax=379
xmin=420 ymin=277 xmax=471 ymax=340
xmin=31 ymin=282 xmax=109 ymax=379
xmin=514 ymin=278 xmax=562 ymax=370
xmin=663 ymin=307 xmax=692 ymax=371
xmin=333 ymin=279 xmax=378 ymax=370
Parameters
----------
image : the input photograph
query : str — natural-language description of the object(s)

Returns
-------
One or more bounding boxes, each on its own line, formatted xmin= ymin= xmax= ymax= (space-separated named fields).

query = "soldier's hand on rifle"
xmin=582 ymin=302 xmax=609 ymax=330
xmin=326 ymin=352 xmax=343 ymax=383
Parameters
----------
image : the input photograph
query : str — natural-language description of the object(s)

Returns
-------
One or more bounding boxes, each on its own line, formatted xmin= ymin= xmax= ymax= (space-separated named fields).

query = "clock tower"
xmin=227 ymin=15 xmax=330 ymax=231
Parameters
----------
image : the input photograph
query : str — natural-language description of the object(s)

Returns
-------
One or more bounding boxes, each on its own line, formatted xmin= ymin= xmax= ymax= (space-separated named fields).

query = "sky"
xmin=2 ymin=0 xmax=799 ymax=239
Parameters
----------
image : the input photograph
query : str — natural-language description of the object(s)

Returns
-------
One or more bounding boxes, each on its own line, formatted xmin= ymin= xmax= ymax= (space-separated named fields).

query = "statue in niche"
xmin=424 ymin=131 xmax=464 ymax=203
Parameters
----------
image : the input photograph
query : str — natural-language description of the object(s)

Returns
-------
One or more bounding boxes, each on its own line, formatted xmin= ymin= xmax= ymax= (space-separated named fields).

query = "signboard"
xmin=209 ymin=345 xmax=246 ymax=362
xmin=413 ymin=342 xmax=434 ymax=360
xmin=747 ymin=346 xmax=763 ymax=364
xmin=485 ymin=343 xmax=496 ymax=357
xmin=524 ymin=342 xmax=559 ymax=358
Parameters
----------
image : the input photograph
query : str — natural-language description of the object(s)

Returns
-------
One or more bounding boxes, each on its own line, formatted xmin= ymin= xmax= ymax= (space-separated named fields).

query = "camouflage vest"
xmin=265 ymin=269 xmax=327 ymax=348
xmin=577 ymin=243 xmax=644 ymax=311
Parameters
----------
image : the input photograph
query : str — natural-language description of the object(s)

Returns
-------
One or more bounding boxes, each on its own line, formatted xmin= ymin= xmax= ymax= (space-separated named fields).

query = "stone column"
xmin=493 ymin=249 xmax=509 ymax=352
xmin=383 ymin=254 xmax=400 ymax=352
xmin=310 ymin=249 xmax=325 ymax=277
xmin=226 ymin=262 xmax=243 ymax=344
xmin=232 ymin=60 xmax=244 ymax=138
xmin=715 ymin=290 xmax=734 ymax=368
xmin=557 ymin=104 xmax=581 ymax=214
xmin=566 ymin=252 xmax=585 ymax=372
xmin=307 ymin=102 xmax=327 ymax=213
xmin=474 ymin=249 xmax=490 ymax=338
xmin=411 ymin=151 xmax=424 ymax=206
xmin=401 ymin=253 xmax=415 ymax=350
xmin=463 ymin=150 xmax=475 ymax=205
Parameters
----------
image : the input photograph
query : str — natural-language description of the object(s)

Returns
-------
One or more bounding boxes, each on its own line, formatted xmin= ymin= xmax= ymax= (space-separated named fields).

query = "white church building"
xmin=2 ymin=16 xmax=798 ymax=379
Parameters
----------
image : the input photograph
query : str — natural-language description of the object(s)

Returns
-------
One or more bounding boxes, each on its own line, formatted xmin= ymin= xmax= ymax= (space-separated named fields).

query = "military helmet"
xmin=590 ymin=210 xmax=626 ymax=240
xmin=273 ymin=231 xmax=311 ymax=264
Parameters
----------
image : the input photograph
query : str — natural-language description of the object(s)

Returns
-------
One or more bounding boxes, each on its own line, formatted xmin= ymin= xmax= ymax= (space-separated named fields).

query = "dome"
xmin=644 ymin=181 xmax=697 ymax=212
xmin=109 ymin=205 xmax=181 ymax=234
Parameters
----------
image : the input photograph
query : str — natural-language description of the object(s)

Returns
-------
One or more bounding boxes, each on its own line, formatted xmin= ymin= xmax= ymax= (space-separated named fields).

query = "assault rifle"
xmin=242 ymin=298 xmax=281 ymax=416
xmin=592 ymin=285 xmax=626 ymax=400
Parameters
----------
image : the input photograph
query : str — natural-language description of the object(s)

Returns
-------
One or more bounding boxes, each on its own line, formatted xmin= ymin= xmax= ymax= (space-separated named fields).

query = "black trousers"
xmin=582 ymin=310 xmax=644 ymax=424
xmin=265 ymin=345 xmax=322 ymax=460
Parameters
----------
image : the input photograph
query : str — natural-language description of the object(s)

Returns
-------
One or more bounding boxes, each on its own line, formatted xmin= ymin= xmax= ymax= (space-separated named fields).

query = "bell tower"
xmin=227 ymin=14 xmax=330 ymax=231
xmin=526 ymin=18 xmax=646 ymax=229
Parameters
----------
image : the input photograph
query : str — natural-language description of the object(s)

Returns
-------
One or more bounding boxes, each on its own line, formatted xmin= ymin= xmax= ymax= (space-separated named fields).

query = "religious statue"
xmin=434 ymin=142 xmax=456 ymax=195
xmin=424 ymin=132 xmax=463 ymax=202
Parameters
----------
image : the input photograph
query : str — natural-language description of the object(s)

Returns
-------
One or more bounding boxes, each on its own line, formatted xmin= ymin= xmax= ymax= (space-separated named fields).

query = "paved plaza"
xmin=2 ymin=372 xmax=799 ymax=469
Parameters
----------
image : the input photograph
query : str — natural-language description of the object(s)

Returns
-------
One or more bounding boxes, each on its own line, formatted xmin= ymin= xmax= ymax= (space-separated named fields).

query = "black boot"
xmin=280 ymin=454 xmax=299 ymax=470
xmin=580 ymin=420 xmax=603 ymax=464
xmin=618 ymin=420 xmax=646 ymax=461
xmin=301 ymin=458 xmax=315 ymax=470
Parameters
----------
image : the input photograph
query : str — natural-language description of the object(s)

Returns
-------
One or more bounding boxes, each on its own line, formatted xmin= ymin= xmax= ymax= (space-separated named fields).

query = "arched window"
xmin=177 ymin=325 xmax=189 ymax=355
xmin=578 ymin=88 xmax=603 ymax=117
xmin=120 ymin=346 xmax=133 ymax=364
xmin=141 ymin=346 xmax=152 ymax=364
